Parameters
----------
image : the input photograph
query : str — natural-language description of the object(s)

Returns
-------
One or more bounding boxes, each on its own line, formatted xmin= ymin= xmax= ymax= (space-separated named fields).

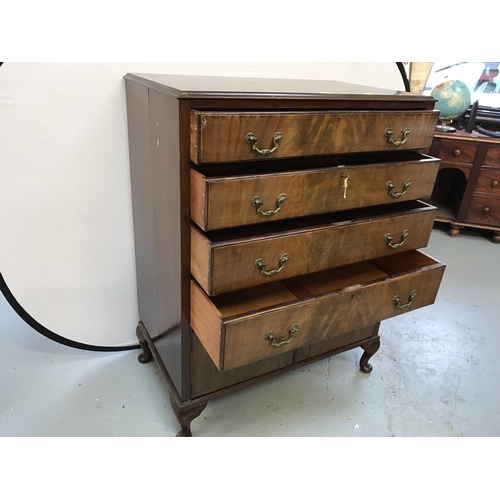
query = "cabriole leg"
xmin=359 ymin=336 xmax=381 ymax=374
xmin=169 ymin=393 xmax=207 ymax=437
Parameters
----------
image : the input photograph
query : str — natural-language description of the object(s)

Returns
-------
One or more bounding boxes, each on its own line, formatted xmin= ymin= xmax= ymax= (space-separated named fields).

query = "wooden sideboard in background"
xmin=427 ymin=130 xmax=500 ymax=243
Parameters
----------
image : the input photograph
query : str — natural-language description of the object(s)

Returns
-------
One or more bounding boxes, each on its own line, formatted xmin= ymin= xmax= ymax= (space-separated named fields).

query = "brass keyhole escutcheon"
xmin=341 ymin=174 xmax=349 ymax=199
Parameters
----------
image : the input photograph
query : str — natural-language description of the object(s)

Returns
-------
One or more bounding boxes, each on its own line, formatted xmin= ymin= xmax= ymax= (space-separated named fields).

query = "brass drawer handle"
xmin=386 ymin=179 xmax=412 ymax=198
xmin=385 ymin=229 xmax=409 ymax=249
xmin=454 ymin=149 xmax=462 ymax=157
xmin=255 ymin=253 xmax=289 ymax=276
xmin=245 ymin=131 xmax=283 ymax=155
xmin=393 ymin=290 xmax=417 ymax=309
xmin=384 ymin=127 xmax=411 ymax=146
xmin=265 ymin=324 xmax=299 ymax=347
xmin=251 ymin=193 xmax=287 ymax=216
xmin=492 ymin=180 xmax=499 ymax=188
xmin=483 ymin=207 xmax=491 ymax=215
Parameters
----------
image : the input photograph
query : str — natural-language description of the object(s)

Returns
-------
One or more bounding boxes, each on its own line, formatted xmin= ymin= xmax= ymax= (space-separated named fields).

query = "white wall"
xmin=0 ymin=62 xmax=405 ymax=347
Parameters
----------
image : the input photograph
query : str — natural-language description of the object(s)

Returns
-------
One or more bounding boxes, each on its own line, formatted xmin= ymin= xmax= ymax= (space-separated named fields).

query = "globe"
xmin=431 ymin=79 xmax=472 ymax=132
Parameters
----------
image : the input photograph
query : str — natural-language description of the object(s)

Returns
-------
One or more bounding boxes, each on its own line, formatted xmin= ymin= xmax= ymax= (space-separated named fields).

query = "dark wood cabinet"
xmin=124 ymin=74 xmax=445 ymax=436
xmin=428 ymin=130 xmax=500 ymax=243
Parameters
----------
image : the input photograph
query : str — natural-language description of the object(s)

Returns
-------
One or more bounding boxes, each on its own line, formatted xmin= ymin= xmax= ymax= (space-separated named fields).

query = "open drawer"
xmin=190 ymin=110 xmax=439 ymax=164
xmin=191 ymin=152 xmax=440 ymax=231
xmin=191 ymin=200 xmax=438 ymax=296
xmin=190 ymin=250 xmax=445 ymax=371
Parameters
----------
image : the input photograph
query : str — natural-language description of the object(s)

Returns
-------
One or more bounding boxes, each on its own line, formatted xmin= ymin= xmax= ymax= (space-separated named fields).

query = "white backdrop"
xmin=0 ymin=62 xmax=406 ymax=347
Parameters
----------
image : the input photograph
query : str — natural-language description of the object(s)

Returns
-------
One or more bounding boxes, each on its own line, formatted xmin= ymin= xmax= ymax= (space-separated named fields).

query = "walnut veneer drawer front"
xmin=191 ymin=250 xmax=445 ymax=371
xmin=475 ymin=168 xmax=500 ymax=195
xmin=191 ymin=200 xmax=437 ymax=296
xmin=190 ymin=110 xmax=439 ymax=164
xmin=191 ymin=153 xmax=440 ymax=231
xmin=467 ymin=195 xmax=500 ymax=225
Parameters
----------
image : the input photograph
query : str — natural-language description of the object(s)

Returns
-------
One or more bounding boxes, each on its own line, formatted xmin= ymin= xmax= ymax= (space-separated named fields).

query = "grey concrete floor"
xmin=1 ymin=224 xmax=499 ymax=437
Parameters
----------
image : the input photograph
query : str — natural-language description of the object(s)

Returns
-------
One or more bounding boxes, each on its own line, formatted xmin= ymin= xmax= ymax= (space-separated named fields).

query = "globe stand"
xmin=436 ymin=117 xmax=456 ymax=133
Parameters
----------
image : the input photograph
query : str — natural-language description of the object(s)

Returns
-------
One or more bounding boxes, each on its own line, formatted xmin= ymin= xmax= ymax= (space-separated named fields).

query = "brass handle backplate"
xmin=265 ymin=324 xmax=299 ymax=347
xmin=255 ymin=253 xmax=289 ymax=276
xmin=384 ymin=127 xmax=411 ymax=146
xmin=385 ymin=229 xmax=409 ymax=249
xmin=251 ymin=193 xmax=287 ymax=216
xmin=245 ymin=131 xmax=283 ymax=155
xmin=386 ymin=179 xmax=412 ymax=198
xmin=393 ymin=290 xmax=417 ymax=309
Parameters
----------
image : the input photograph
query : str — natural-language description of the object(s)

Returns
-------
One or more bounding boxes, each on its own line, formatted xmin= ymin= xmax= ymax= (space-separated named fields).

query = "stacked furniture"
xmin=124 ymin=74 xmax=445 ymax=436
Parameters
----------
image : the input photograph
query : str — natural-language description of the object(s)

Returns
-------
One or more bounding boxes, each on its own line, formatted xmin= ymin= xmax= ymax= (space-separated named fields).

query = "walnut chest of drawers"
xmin=124 ymin=73 xmax=445 ymax=436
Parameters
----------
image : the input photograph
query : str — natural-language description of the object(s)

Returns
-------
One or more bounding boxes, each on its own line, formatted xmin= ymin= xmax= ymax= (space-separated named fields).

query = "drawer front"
xmin=190 ymin=110 xmax=439 ymax=164
xmin=475 ymin=167 xmax=500 ymax=195
xmin=191 ymin=202 xmax=437 ymax=296
xmin=435 ymin=139 xmax=478 ymax=165
xmin=293 ymin=323 xmax=379 ymax=363
xmin=190 ymin=333 xmax=295 ymax=399
xmin=191 ymin=251 xmax=445 ymax=371
xmin=191 ymin=154 xmax=440 ymax=231
xmin=466 ymin=194 xmax=500 ymax=225
xmin=484 ymin=145 xmax=500 ymax=167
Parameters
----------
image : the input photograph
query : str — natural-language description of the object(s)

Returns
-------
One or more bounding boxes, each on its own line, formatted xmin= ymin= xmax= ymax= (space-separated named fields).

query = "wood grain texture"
xmin=484 ymin=145 xmax=500 ymax=167
xmin=190 ymin=280 xmax=223 ymax=369
xmin=294 ymin=323 xmax=379 ymax=362
xmin=125 ymin=74 xmax=446 ymax=431
xmin=466 ymin=194 xmax=500 ymax=225
xmin=190 ymin=155 xmax=440 ymax=231
xmin=295 ymin=262 xmax=388 ymax=296
xmin=191 ymin=110 xmax=439 ymax=164
xmin=125 ymin=73 xmax=437 ymax=106
xmin=434 ymin=129 xmax=500 ymax=144
xmin=475 ymin=167 xmax=500 ymax=195
xmin=190 ymin=227 xmax=212 ymax=294
xmin=222 ymin=253 xmax=444 ymax=370
xmin=434 ymin=139 xmax=478 ymax=165
xmin=192 ymin=202 xmax=437 ymax=295
xmin=190 ymin=167 xmax=208 ymax=231
xmin=190 ymin=333 xmax=294 ymax=398
xmin=190 ymin=251 xmax=445 ymax=371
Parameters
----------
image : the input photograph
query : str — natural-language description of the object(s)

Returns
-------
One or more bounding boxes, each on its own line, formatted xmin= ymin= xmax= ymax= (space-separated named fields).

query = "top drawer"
xmin=434 ymin=139 xmax=478 ymax=165
xmin=190 ymin=110 xmax=439 ymax=164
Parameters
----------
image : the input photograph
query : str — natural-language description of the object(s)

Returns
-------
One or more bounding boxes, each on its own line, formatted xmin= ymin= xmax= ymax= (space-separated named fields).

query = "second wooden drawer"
xmin=191 ymin=200 xmax=437 ymax=295
xmin=191 ymin=153 xmax=440 ymax=231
